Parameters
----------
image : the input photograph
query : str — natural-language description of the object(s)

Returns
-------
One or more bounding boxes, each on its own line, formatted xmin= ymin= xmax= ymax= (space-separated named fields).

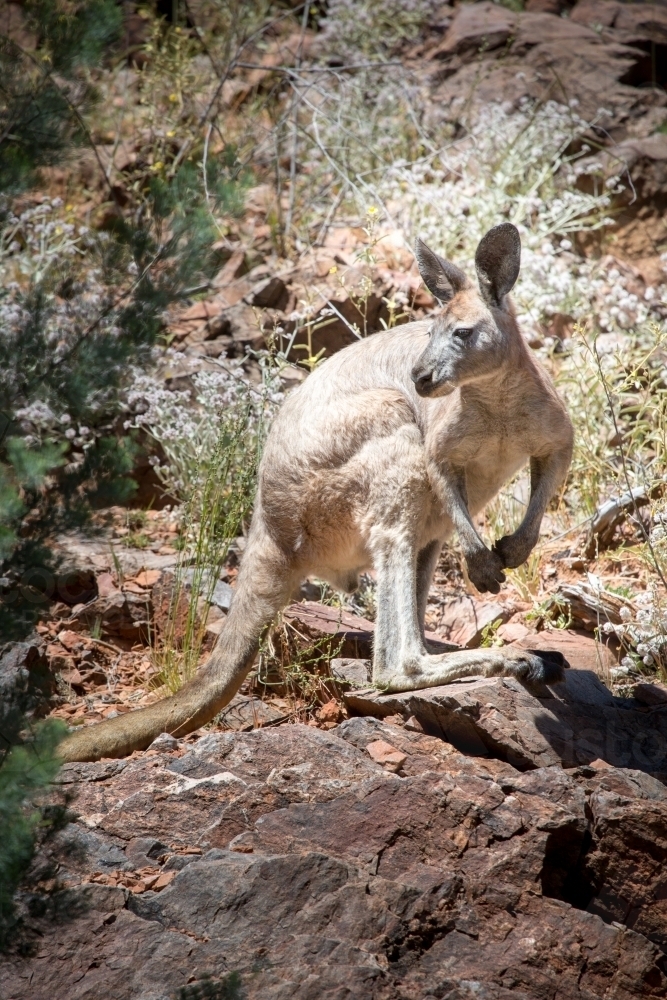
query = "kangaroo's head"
xmin=411 ymin=223 xmax=521 ymax=398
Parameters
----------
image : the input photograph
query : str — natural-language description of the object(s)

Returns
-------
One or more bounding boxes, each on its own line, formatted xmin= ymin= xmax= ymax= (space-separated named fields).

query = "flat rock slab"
xmin=346 ymin=670 xmax=667 ymax=776
xmin=435 ymin=594 xmax=511 ymax=647
xmin=3 ymin=720 xmax=667 ymax=999
xmin=215 ymin=693 xmax=287 ymax=731
xmin=512 ymin=627 xmax=619 ymax=672
xmin=284 ymin=601 xmax=455 ymax=658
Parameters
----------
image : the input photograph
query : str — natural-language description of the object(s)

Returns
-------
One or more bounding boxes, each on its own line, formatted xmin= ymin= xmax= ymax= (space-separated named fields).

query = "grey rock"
xmin=147 ymin=732 xmax=179 ymax=752
xmin=345 ymin=669 xmax=667 ymax=776
xmin=242 ymin=275 xmax=289 ymax=309
xmin=0 ymin=638 xmax=54 ymax=747
xmin=330 ymin=657 xmax=371 ymax=688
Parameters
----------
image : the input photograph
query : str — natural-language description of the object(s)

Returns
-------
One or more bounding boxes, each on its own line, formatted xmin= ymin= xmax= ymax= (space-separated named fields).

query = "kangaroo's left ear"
xmin=475 ymin=223 xmax=521 ymax=308
xmin=414 ymin=237 xmax=469 ymax=304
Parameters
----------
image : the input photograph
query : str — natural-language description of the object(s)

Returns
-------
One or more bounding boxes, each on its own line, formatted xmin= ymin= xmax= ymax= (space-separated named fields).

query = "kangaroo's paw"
xmin=465 ymin=547 xmax=506 ymax=594
xmin=493 ymin=532 xmax=538 ymax=570
xmin=495 ymin=648 xmax=567 ymax=684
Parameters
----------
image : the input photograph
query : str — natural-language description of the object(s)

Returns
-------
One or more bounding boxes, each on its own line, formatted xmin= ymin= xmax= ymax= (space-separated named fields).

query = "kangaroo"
xmin=60 ymin=223 xmax=574 ymax=763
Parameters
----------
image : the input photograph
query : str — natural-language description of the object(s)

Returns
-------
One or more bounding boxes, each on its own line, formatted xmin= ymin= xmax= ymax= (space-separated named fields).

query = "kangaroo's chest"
xmin=433 ymin=407 xmax=531 ymax=512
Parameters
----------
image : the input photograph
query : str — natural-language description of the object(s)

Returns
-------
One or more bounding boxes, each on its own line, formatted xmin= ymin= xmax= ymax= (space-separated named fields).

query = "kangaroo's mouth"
xmin=412 ymin=371 xmax=456 ymax=397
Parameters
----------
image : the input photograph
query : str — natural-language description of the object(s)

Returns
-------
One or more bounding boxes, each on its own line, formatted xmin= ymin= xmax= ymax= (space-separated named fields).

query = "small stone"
xmin=366 ymin=740 xmax=407 ymax=769
xmin=135 ymin=570 xmax=161 ymax=588
xmin=588 ymin=758 xmax=613 ymax=770
xmin=404 ymin=715 xmax=424 ymax=733
xmin=148 ymin=732 xmax=179 ymax=751
xmin=317 ymin=699 xmax=343 ymax=724
xmin=330 ymin=658 xmax=372 ymax=688
xmin=152 ymin=871 xmax=176 ymax=891
xmin=58 ymin=629 xmax=84 ymax=652
xmin=61 ymin=666 xmax=83 ymax=687
xmin=632 ymin=682 xmax=667 ymax=706
xmin=498 ymin=622 xmax=533 ymax=643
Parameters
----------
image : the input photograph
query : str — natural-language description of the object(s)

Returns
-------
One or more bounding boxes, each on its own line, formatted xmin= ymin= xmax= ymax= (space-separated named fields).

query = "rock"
xmin=6 ymin=721 xmax=667 ymax=997
xmin=211 ymin=248 xmax=247 ymax=287
xmin=55 ymin=530 xmax=180 ymax=577
xmin=57 ymin=629 xmax=84 ymax=652
xmin=214 ymin=693 xmax=288 ymax=731
xmin=497 ymin=620 xmax=533 ymax=643
xmin=215 ymin=302 xmax=266 ymax=355
xmin=437 ymin=595 xmax=511 ymax=647
xmin=134 ymin=569 xmax=161 ymax=588
xmin=148 ymin=732 xmax=179 ymax=752
xmin=96 ymin=571 xmax=120 ymax=598
xmin=511 ymin=10 xmax=600 ymax=52
xmin=433 ymin=1 xmax=518 ymax=57
xmin=632 ymin=681 xmax=667 ymax=707
xmin=183 ymin=569 xmax=234 ymax=611
xmin=572 ymin=0 xmax=667 ymax=45
xmin=55 ymin=568 xmax=97 ymax=605
xmin=427 ymin=0 xmax=667 ymax=131
xmin=511 ymin=627 xmax=619 ymax=672
xmin=346 ymin=667 xmax=667 ymax=777
xmin=316 ymin=699 xmax=343 ymax=724
xmin=0 ymin=638 xmax=54 ymax=746
xmin=209 ymin=579 xmax=234 ymax=611
xmin=330 ymin=657 xmax=372 ymax=688
xmin=242 ymin=275 xmax=289 ymax=309
xmin=570 ymin=0 xmax=619 ymax=29
xmin=284 ymin=601 xmax=376 ymax=658
xmin=201 ymin=334 xmax=233 ymax=357
xmin=525 ymin=0 xmax=564 ymax=13
xmin=366 ymin=739 xmax=408 ymax=771
xmin=74 ymin=590 xmax=152 ymax=643
xmin=283 ymin=601 xmax=455 ymax=659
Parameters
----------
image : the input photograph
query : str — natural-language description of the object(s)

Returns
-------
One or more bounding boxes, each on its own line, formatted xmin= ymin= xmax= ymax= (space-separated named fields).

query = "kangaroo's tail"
xmin=58 ymin=526 xmax=293 ymax=763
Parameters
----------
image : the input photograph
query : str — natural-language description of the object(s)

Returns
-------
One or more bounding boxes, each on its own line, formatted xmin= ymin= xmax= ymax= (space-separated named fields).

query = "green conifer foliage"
xmin=0 ymin=0 xmax=122 ymax=192
xmin=0 ymin=0 xmax=243 ymax=640
xmin=0 ymin=718 xmax=67 ymax=949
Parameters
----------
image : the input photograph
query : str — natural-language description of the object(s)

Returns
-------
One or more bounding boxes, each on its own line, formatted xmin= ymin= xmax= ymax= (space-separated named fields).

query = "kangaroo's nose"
xmin=411 ymin=365 xmax=433 ymax=389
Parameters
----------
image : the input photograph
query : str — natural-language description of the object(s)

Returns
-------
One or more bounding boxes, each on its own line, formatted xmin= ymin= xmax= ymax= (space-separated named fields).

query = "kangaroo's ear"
xmin=414 ymin=237 xmax=469 ymax=304
xmin=475 ymin=223 xmax=521 ymax=308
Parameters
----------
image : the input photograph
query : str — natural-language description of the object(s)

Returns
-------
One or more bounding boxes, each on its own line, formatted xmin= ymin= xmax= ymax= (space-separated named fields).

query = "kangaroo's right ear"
xmin=475 ymin=223 xmax=521 ymax=308
xmin=414 ymin=237 xmax=469 ymax=304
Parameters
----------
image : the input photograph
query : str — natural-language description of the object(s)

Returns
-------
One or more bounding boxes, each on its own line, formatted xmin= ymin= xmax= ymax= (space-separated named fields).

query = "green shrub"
xmin=0 ymin=718 xmax=67 ymax=949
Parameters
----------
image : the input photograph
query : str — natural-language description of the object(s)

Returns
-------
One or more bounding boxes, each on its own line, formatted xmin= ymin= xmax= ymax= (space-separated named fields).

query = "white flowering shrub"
xmin=298 ymin=78 xmax=665 ymax=336
xmin=319 ymin=0 xmax=439 ymax=59
xmin=378 ymin=100 xmax=664 ymax=336
xmin=0 ymin=198 xmax=87 ymax=283
xmin=126 ymin=353 xmax=284 ymax=501
xmin=0 ymin=208 xmax=130 ymax=468
xmin=603 ymin=588 xmax=667 ymax=676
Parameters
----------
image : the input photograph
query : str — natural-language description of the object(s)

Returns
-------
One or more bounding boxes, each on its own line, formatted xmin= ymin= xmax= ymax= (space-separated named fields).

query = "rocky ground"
xmin=3 ymin=0 xmax=667 ymax=995
xmin=4 ymin=694 xmax=667 ymax=998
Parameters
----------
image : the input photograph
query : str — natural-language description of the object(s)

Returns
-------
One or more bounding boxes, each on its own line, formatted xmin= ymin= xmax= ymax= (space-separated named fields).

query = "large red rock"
xmin=3 ymin=722 xmax=667 ymax=998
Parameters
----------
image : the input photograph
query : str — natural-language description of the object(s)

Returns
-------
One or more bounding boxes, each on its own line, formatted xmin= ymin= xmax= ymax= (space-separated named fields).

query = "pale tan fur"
xmin=60 ymin=225 xmax=573 ymax=762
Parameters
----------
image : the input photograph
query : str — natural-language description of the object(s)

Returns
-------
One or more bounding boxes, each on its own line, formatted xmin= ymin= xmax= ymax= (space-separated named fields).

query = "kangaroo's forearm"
xmin=494 ymin=446 xmax=572 ymax=568
xmin=428 ymin=460 xmax=485 ymax=556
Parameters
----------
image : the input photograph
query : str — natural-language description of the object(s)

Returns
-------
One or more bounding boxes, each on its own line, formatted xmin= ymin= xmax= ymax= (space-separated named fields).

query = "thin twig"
xmin=234 ymin=60 xmax=404 ymax=73
xmin=592 ymin=336 xmax=667 ymax=591
xmin=283 ymin=1 xmax=310 ymax=251
xmin=169 ymin=2 xmax=310 ymax=178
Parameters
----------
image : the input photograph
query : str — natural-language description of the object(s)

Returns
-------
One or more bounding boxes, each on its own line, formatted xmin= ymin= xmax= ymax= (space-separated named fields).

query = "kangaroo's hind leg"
xmin=416 ymin=538 xmax=442 ymax=639
xmin=370 ymin=510 xmax=566 ymax=693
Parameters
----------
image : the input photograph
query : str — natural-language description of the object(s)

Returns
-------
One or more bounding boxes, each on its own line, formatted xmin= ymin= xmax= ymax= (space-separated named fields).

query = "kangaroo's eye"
xmin=453 ymin=327 xmax=474 ymax=339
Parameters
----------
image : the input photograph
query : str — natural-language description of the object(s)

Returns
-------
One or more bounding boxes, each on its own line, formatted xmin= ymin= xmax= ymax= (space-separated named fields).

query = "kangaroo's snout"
xmin=411 ymin=362 xmax=433 ymax=393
